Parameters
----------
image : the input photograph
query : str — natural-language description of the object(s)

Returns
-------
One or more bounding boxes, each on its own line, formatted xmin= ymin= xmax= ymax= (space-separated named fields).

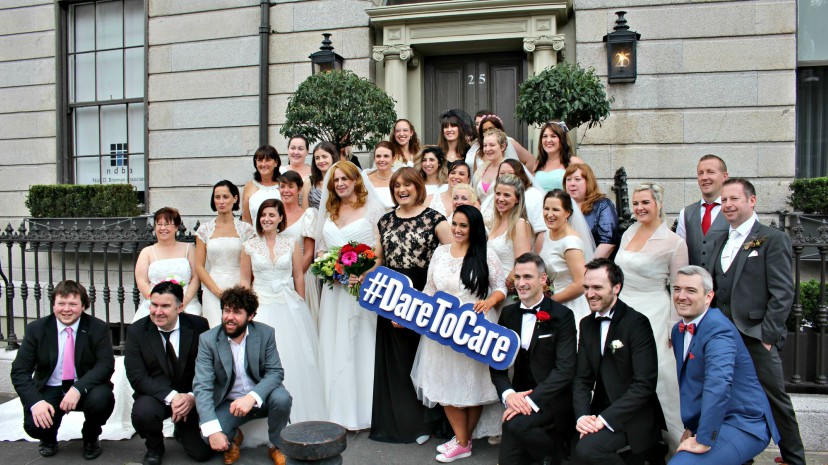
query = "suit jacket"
xmin=672 ymin=308 xmax=779 ymax=447
xmin=193 ymin=321 xmax=285 ymax=426
xmin=682 ymin=201 xmax=729 ymax=271
xmin=572 ymin=299 xmax=665 ymax=453
xmin=10 ymin=313 xmax=115 ymax=410
xmin=125 ymin=313 xmax=210 ymax=402
xmin=712 ymin=221 xmax=793 ymax=346
xmin=490 ymin=296 xmax=577 ymax=430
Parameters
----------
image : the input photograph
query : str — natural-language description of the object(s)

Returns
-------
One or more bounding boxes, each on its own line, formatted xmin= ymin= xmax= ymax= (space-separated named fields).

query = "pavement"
xmin=1 ymin=395 xmax=827 ymax=465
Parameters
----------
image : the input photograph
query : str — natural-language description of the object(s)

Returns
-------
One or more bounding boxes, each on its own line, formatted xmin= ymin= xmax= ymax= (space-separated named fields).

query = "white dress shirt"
xmin=596 ymin=308 xmax=615 ymax=431
xmin=721 ymin=214 xmax=757 ymax=272
xmin=676 ymin=197 xmax=722 ymax=240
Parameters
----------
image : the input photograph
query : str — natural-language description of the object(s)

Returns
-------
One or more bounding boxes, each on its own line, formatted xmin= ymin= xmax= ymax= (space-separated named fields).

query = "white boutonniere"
xmin=610 ymin=340 xmax=623 ymax=354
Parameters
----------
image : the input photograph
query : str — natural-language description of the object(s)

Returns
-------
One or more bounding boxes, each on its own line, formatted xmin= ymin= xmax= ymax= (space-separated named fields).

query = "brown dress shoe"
xmin=223 ymin=443 xmax=240 ymax=465
xmin=234 ymin=429 xmax=244 ymax=447
xmin=268 ymin=447 xmax=286 ymax=465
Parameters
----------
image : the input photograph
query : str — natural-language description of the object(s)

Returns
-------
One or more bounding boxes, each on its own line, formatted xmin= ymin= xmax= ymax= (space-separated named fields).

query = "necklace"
xmin=374 ymin=170 xmax=392 ymax=180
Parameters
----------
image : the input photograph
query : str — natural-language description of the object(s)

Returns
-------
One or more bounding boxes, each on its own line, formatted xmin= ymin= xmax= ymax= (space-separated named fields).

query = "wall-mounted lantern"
xmin=603 ymin=11 xmax=641 ymax=84
xmin=309 ymin=33 xmax=344 ymax=75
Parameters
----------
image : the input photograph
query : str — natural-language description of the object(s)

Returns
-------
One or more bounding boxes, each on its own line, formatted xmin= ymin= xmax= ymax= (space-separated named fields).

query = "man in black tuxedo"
xmin=125 ymin=281 xmax=213 ymax=465
xmin=11 ymin=280 xmax=115 ymax=460
xmin=572 ymin=259 xmax=665 ymax=465
xmin=713 ymin=178 xmax=805 ymax=465
xmin=490 ymin=253 xmax=577 ymax=465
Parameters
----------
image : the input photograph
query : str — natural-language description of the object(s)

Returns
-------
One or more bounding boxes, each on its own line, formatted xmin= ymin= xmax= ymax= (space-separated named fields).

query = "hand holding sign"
xmin=359 ymin=267 xmax=519 ymax=370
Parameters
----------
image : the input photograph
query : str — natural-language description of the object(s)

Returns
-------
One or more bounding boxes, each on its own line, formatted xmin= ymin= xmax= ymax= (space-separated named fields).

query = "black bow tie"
xmin=596 ymin=316 xmax=612 ymax=322
xmin=521 ymin=305 xmax=541 ymax=315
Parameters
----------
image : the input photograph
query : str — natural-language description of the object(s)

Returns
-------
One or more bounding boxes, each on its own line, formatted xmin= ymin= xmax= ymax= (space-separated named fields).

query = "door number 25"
xmin=468 ymin=74 xmax=486 ymax=85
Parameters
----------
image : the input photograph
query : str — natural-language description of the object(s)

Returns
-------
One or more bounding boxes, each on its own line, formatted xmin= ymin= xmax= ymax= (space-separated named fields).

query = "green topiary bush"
xmin=281 ymin=70 xmax=397 ymax=150
xmin=515 ymin=61 xmax=613 ymax=131
xmin=789 ymin=177 xmax=828 ymax=215
xmin=787 ymin=279 xmax=823 ymax=330
xmin=26 ymin=184 xmax=141 ymax=218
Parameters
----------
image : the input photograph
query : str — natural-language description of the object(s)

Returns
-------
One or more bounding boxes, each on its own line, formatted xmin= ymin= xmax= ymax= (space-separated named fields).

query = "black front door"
xmin=423 ymin=52 xmax=528 ymax=147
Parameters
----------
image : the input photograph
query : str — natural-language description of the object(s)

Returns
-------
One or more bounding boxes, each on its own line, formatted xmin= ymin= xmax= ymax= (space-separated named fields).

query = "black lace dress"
xmin=370 ymin=207 xmax=446 ymax=443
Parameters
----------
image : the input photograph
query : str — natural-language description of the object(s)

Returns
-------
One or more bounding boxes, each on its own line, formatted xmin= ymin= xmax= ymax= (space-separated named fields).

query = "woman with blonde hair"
xmin=473 ymin=128 xmax=508 ymax=203
xmin=564 ymin=163 xmax=619 ymax=258
xmin=428 ymin=160 xmax=472 ymax=218
xmin=450 ymin=183 xmax=480 ymax=213
xmin=486 ymin=174 xmax=533 ymax=280
xmin=315 ymin=160 xmax=386 ymax=430
xmin=615 ymin=182 xmax=688 ymax=451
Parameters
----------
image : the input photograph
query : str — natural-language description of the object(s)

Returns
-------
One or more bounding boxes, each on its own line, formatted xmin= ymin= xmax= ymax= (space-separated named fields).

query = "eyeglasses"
xmin=155 ymin=223 xmax=175 ymax=228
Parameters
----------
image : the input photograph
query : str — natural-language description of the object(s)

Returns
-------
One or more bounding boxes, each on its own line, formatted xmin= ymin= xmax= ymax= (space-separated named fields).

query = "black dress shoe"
xmin=143 ymin=449 xmax=163 ymax=465
xmin=38 ymin=441 xmax=58 ymax=457
xmin=82 ymin=440 xmax=102 ymax=460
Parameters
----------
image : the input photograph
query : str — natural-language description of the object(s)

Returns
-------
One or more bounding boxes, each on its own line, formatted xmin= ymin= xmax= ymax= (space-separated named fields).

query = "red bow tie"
xmin=679 ymin=322 xmax=696 ymax=335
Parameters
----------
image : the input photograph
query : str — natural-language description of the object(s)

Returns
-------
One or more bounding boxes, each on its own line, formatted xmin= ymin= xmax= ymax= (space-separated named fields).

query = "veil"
xmin=314 ymin=161 xmax=386 ymax=254
xmin=522 ymin=164 xmax=596 ymax=260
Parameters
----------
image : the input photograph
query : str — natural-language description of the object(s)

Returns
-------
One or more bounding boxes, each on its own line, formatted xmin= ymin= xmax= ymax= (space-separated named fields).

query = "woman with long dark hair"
xmin=242 ymin=145 xmax=282 ymax=224
xmin=437 ymin=110 xmax=472 ymax=163
xmin=195 ymin=180 xmax=254 ymax=327
xmin=416 ymin=145 xmax=449 ymax=196
xmin=533 ymin=121 xmax=584 ymax=192
xmin=367 ymin=141 xmax=396 ymax=210
xmin=390 ymin=118 xmax=421 ymax=169
xmin=411 ymin=205 xmax=506 ymax=462
xmin=302 ymin=141 xmax=336 ymax=210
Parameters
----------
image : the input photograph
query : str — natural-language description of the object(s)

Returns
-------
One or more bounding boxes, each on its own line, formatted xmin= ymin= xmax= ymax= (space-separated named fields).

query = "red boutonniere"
xmin=688 ymin=352 xmax=695 ymax=360
xmin=536 ymin=311 xmax=551 ymax=322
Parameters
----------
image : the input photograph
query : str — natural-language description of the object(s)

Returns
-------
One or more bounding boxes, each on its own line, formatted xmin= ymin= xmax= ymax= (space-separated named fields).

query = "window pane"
xmin=103 ymin=141 xmax=130 ymax=185
xmin=796 ymin=67 xmax=828 ymax=178
xmin=101 ymin=104 xmax=127 ymax=155
xmin=75 ymin=155 xmax=102 ymax=185
xmin=798 ymin=1 xmax=828 ymax=62
xmin=73 ymin=52 xmax=96 ymax=103
xmin=128 ymin=102 xmax=144 ymax=153
xmin=129 ymin=154 xmax=145 ymax=192
xmin=71 ymin=3 xmax=96 ymax=53
xmin=75 ymin=106 xmax=100 ymax=157
xmin=124 ymin=0 xmax=143 ymax=47
xmin=124 ymin=47 xmax=143 ymax=99
xmin=96 ymin=0 xmax=123 ymax=49
xmin=97 ymin=49 xmax=123 ymax=100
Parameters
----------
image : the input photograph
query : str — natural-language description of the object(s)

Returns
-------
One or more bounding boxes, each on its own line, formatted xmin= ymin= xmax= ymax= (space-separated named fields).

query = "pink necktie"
xmin=62 ymin=328 xmax=75 ymax=381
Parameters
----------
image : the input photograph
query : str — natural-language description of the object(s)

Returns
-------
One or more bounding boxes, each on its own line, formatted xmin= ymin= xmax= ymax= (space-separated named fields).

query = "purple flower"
xmin=341 ymin=251 xmax=358 ymax=266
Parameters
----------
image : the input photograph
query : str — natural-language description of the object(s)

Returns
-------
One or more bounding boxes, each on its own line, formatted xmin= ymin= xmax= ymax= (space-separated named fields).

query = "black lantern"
xmin=309 ymin=33 xmax=344 ymax=75
xmin=603 ymin=11 xmax=641 ymax=84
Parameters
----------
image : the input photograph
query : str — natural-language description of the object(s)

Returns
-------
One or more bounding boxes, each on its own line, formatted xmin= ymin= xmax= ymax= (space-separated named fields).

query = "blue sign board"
xmin=359 ymin=267 xmax=519 ymax=370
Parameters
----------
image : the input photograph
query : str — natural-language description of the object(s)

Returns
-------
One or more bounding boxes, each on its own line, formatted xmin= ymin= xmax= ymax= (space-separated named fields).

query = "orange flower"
xmin=335 ymin=262 xmax=343 ymax=274
xmin=363 ymin=250 xmax=376 ymax=259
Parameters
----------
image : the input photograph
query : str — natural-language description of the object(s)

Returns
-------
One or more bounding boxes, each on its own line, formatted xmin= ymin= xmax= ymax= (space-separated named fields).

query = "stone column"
xmin=372 ymin=44 xmax=415 ymax=119
xmin=523 ymin=34 xmax=565 ymax=73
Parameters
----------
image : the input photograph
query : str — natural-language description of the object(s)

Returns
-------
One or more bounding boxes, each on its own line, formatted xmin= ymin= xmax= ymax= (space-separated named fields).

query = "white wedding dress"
xmin=247 ymin=180 xmax=281 ymax=221
xmin=243 ymin=234 xmax=326 ymax=429
xmin=615 ymin=221 xmax=689 ymax=451
xmin=132 ymin=245 xmax=202 ymax=323
xmin=316 ymin=211 xmax=382 ymax=430
xmin=196 ymin=219 xmax=255 ymax=328
xmin=282 ymin=209 xmax=321 ymax=329
xmin=538 ymin=233 xmax=591 ymax=327
xmin=410 ymin=244 xmax=506 ymax=438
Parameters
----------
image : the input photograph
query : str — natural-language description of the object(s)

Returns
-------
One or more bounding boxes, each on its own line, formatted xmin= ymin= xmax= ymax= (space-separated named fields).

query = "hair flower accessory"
xmin=743 ymin=236 xmax=767 ymax=251
xmin=164 ymin=275 xmax=186 ymax=287
xmin=551 ymin=121 xmax=569 ymax=132
xmin=536 ymin=310 xmax=551 ymax=322
xmin=610 ymin=340 xmax=624 ymax=354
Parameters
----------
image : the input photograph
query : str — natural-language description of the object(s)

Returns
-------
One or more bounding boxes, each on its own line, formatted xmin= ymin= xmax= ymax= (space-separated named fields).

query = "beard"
xmin=222 ymin=319 xmax=248 ymax=338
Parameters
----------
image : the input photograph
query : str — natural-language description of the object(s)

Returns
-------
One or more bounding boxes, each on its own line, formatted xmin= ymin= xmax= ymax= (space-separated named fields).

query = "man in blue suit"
xmin=669 ymin=265 xmax=778 ymax=465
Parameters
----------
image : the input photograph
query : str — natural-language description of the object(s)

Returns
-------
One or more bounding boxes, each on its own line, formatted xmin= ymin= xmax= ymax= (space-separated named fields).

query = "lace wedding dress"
xmin=196 ymin=219 xmax=254 ymax=327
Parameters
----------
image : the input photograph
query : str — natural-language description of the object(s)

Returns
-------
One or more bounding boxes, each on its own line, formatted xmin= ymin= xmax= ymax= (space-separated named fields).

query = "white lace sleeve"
xmin=195 ymin=220 xmax=214 ymax=243
xmin=235 ymin=219 xmax=256 ymax=242
xmin=486 ymin=248 xmax=507 ymax=297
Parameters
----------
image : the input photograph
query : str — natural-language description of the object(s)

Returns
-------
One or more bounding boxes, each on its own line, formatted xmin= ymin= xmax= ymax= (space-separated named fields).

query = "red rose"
xmin=341 ymin=244 xmax=355 ymax=254
xmin=355 ymin=244 xmax=370 ymax=254
xmin=536 ymin=310 xmax=550 ymax=322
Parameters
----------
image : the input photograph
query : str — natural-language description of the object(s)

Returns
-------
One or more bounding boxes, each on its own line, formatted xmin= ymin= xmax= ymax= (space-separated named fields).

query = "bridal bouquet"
xmin=339 ymin=242 xmax=377 ymax=300
xmin=311 ymin=246 xmax=344 ymax=290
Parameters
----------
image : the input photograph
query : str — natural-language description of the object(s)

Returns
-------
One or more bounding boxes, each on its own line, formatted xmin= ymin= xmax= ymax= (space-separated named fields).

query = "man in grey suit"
xmin=676 ymin=154 xmax=729 ymax=270
xmin=713 ymin=178 xmax=804 ymax=465
xmin=193 ymin=286 xmax=292 ymax=465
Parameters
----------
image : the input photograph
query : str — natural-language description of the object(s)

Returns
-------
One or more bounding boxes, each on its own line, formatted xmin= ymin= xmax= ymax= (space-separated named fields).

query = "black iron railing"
xmin=0 ymin=218 xmax=198 ymax=353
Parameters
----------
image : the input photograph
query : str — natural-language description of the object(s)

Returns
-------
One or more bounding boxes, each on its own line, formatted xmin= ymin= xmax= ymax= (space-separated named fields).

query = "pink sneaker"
xmin=436 ymin=439 xmax=472 ymax=462
xmin=436 ymin=436 xmax=457 ymax=454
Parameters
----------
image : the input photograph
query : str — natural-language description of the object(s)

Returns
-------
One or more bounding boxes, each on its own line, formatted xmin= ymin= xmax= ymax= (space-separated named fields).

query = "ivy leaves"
xmin=515 ymin=62 xmax=612 ymax=131
xmin=281 ymin=70 xmax=397 ymax=150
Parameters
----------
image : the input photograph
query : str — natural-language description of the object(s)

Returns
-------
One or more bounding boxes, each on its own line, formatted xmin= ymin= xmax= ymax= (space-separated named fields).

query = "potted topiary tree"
xmin=785 ymin=177 xmax=828 ymax=260
xmin=514 ymin=61 xmax=613 ymax=141
xmin=280 ymin=70 xmax=397 ymax=156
